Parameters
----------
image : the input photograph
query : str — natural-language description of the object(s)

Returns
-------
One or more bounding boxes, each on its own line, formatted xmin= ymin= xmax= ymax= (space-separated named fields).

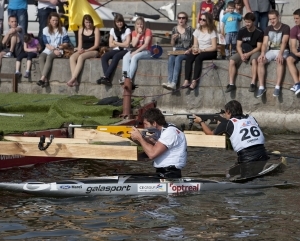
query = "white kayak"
xmin=0 ymin=175 xmax=292 ymax=197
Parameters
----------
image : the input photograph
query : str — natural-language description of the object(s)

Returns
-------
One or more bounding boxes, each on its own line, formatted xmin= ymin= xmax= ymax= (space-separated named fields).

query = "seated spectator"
xmin=0 ymin=15 xmax=23 ymax=62
xmin=225 ymin=12 xmax=263 ymax=93
xmin=67 ymin=14 xmax=100 ymax=87
xmin=97 ymin=13 xmax=131 ymax=86
xmin=256 ymin=10 xmax=290 ymax=98
xmin=15 ymin=33 xmax=41 ymax=78
xmin=286 ymin=8 xmax=300 ymax=95
xmin=121 ymin=17 xmax=152 ymax=82
xmin=38 ymin=12 xmax=70 ymax=87
xmin=161 ymin=12 xmax=193 ymax=90
xmin=182 ymin=12 xmax=217 ymax=90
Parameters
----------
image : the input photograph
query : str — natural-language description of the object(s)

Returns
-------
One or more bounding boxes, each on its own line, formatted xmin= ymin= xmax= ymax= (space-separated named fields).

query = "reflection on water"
xmin=0 ymin=135 xmax=299 ymax=240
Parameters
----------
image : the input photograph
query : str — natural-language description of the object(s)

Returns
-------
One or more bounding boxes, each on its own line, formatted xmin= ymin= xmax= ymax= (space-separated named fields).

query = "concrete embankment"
xmin=0 ymin=53 xmax=299 ymax=133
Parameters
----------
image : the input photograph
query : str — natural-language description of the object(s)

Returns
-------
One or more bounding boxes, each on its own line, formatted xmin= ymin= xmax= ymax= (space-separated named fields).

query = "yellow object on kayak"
xmin=68 ymin=0 xmax=104 ymax=31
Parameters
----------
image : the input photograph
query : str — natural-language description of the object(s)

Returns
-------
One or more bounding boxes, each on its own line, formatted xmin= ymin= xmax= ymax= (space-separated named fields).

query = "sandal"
xmin=101 ymin=78 xmax=112 ymax=86
xmin=42 ymin=81 xmax=49 ymax=88
xmin=37 ymin=80 xmax=44 ymax=86
xmin=181 ymin=80 xmax=190 ymax=88
xmin=189 ymin=80 xmax=198 ymax=90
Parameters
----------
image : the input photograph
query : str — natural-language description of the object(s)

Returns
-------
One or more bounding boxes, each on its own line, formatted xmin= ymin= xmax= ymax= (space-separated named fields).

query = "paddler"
xmin=193 ymin=100 xmax=269 ymax=177
xmin=130 ymin=108 xmax=187 ymax=178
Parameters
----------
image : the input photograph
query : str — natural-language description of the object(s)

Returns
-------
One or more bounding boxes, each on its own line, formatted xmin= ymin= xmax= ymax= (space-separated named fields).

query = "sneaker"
xmin=225 ymin=84 xmax=236 ymax=93
xmin=290 ymin=84 xmax=296 ymax=92
xmin=101 ymin=78 xmax=112 ymax=86
xmin=162 ymin=82 xmax=169 ymax=88
xmin=256 ymin=88 xmax=266 ymax=98
xmin=273 ymin=88 xmax=280 ymax=97
xmin=167 ymin=82 xmax=176 ymax=90
xmin=3 ymin=52 xmax=13 ymax=58
xmin=295 ymin=84 xmax=300 ymax=95
xmin=248 ymin=84 xmax=256 ymax=92
xmin=23 ymin=71 xmax=30 ymax=78
xmin=96 ymin=77 xmax=104 ymax=85
xmin=119 ymin=76 xmax=125 ymax=85
xmin=15 ymin=71 xmax=21 ymax=76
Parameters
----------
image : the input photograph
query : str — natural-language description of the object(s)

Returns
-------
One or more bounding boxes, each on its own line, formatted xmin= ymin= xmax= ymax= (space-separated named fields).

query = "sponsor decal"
xmin=60 ymin=185 xmax=71 ymax=189
xmin=86 ymin=185 xmax=131 ymax=194
xmin=247 ymin=138 xmax=258 ymax=143
xmin=23 ymin=182 xmax=58 ymax=191
xmin=138 ymin=184 xmax=166 ymax=192
xmin=168 ymin=183 xmax=200 ymax=194
xmin=0 ymin=155 xmax=24 ymax=161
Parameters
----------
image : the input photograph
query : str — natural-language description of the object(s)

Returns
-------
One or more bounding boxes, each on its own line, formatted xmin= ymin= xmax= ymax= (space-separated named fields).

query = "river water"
xmin=0 ymin=134 xmax=299 ymax=240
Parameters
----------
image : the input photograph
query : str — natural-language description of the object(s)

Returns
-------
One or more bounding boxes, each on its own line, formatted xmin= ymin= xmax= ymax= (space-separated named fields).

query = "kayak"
xmin=0 ymin=175 xmax=292 ymax=197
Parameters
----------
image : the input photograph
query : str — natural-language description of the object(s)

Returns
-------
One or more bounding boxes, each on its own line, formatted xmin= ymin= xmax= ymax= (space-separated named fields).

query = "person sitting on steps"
xmin=182 ymin=12 xmax=217 ymax=91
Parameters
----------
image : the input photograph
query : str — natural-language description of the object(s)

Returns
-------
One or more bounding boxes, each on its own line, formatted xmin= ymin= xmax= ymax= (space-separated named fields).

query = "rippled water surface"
xmin=0 ymin=135 xmax=299 ymax=240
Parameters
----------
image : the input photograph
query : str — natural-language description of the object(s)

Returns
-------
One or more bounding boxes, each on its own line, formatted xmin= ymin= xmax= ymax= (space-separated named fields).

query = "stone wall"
xmin=0 ymin=54 xmax=299 ymax=133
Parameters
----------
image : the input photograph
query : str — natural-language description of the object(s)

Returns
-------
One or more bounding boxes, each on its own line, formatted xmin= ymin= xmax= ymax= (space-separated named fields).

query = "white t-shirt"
xmin=109 ymin=27 xmax=131 ymax=50
xmin=153 ymin=125 xmax=187 ymax=169
xmin=38 ymin=2 xmax=56 ymax=9
xmin=193 ymin=29 xmax=217 ymax=50
xmin=230 ymin=115 xmax=265 ymax=152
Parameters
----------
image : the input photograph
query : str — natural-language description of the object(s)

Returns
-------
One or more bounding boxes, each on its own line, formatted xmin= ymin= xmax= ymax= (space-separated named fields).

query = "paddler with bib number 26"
xmin=193 ymin=100 xmax=269 ymax=178
xmin=130 ymin=108 xmax=187 ymax=178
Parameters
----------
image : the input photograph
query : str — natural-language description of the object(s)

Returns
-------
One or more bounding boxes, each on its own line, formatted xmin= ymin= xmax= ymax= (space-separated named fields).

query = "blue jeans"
xmin=253 ymin=12 xmax=269 ymax=32
xmin=38 ymin=8 xmax=57 ymax=50
xmin=122 ymin=50 xmax=151 ymax=79
xmin=168 ymin=54 xmax=186 ymax=84
xmin=8 ymin=9 xmax=28 ymax=34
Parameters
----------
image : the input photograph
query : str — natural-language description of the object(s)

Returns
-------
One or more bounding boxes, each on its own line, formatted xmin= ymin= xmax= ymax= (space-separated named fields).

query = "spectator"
xmin=67 ymin=14 xmax=100 ymax=87
xmin=121 ymin=17 xmax=152 ymax=82
xmin=38 ymin=12 xmax=70 ymax=87
xmin=221 ymin=1 xmax=242 ymax=59
xmin=182 ymin=12 xmax=217 ymax=90
xmin=96 ymin=13 xmax=131 ymax=86
xmin=0 ymin=15 xmax=23 ymax=63
xmin=197 ymin=0 xmax=214 ymax=23
xmin=225 ymin=12 xmax=263 ymax=93
xmin=15 ymin=33 xmax=41 ymax=78
xmin=7 ymin=0 xmax=28 ymax=34
xmin=37 ymin=0 xmax=57 ymax=51
xmin=286 ymin=8 xmax=300 ymax=95
xmin=0 ymin=0 xmax=4 ymax=35
xmin=162 ymin=12 xmax=193 ymax=90
xmin=243 ymin=0 xmax=270 ymax=31
xmin=256 ymin=10 xmax=290 ymax=98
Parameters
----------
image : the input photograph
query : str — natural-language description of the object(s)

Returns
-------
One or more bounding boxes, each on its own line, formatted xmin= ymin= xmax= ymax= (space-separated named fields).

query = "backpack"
xmin=212 ymin=0 xmax=225 ymax=21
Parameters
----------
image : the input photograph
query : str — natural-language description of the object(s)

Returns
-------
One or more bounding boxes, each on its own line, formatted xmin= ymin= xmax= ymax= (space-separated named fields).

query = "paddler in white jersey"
xmin=193 ymin=100 xmax=269 ymax=167
xmin=130 ymin=108 xmax=187 ymax=178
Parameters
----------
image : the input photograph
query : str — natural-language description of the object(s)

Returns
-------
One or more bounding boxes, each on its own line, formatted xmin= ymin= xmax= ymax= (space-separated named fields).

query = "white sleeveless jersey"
xmin=153 ymin=125 xmax=187 ymax=169
xmin=229 ymin=116 xmax=265 ymax=152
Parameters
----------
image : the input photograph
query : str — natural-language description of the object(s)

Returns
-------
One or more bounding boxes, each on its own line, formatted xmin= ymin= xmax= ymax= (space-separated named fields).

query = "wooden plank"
xmin=185 ymin=134 xmax=226 ymax=148
xmin=183 ymin=131 xmax=206 ymax=135
xmin=4 ymin=136 xmax=89 ymax=144
xmin=74 ymin=128 xmax=135 ymax=144
xmin=0 ymin=142 xmax=137 ymax=160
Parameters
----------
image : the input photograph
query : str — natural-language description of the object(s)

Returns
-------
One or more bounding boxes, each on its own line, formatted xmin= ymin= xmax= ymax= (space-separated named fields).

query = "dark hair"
xmin=113 ymin=13 xmax=126 ymax=29
xmin=8 ymin=15 xmax=17 ymax=21
xmin=47 ymin=12 xmax=63 ymax=35
xmin=82 ymin=14 xmax=94 ymax=28
xmin=244 ymin=12 xmax=256 ymax=22
xmin=293 ymin=9 xmax=300 ymax=16
xmin=227 ymin=1 xmax=235 ymax=8
xmin=199 ymin=12 xmax=216 ymax=33
xmin=224 ymin=100 xmax=243 ymax=117
xmin=143 ymin=108 xmax=167 ymax=126
xmin=268 ymin=9 xmax=279 ymax=17
xmin=24 ymin=33 xmax=34 ymax=43
xmin=234 ymin=0 xmax=244 ymax=7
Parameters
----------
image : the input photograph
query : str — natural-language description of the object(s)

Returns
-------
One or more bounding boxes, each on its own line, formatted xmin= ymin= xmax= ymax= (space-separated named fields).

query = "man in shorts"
xmin=286 ymin=8 xmax=300 ymax=96
xmin=225 ymin=12 xmax=263 ymax=93
xmin=256 ymin=9 xmax=290 ymax=97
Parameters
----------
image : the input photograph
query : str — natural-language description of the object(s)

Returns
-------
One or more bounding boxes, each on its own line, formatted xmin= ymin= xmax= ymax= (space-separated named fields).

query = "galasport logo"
xmin=138 ymin=184 xmax=166 ymax=192
xmin=86 ymin=185 xmax=131 ymax=194
xmin=168 ymin=183 xmax=200 ymax=194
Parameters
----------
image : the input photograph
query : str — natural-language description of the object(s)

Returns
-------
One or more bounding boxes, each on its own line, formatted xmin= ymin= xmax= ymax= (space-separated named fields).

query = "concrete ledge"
xmin=0 ymin=56 xmax=299 ymax=133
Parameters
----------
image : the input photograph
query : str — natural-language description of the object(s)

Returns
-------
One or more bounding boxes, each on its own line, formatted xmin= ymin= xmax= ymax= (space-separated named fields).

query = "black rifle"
xmin=162 ymin=110 xmax=226 ymax=130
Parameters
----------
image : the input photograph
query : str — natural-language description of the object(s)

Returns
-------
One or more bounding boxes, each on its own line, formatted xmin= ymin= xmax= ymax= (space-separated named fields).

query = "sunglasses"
xmin=200 ymin=18 xmax=207 ymax=22
xmin=178 ymin=16 xmax=186 ymax=20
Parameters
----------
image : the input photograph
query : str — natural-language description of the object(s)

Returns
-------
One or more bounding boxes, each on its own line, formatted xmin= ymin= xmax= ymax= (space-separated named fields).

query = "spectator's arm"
xmin=249 ymin=41 xmax=262 ymax=55
xmin=77 ymin=27 xmax=83 ymax=50
xmin=243 ymin=0 xmax=252 ymax=12
xmin=279 ymin=34 xmax=289 ymax=55
xmin=236 ymin=40 xmax=243 ymax=56
xmin=290 ymin=39 xmax=300 ymax=56
xmin=260 ymin=36 xmax=269 ymax=55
